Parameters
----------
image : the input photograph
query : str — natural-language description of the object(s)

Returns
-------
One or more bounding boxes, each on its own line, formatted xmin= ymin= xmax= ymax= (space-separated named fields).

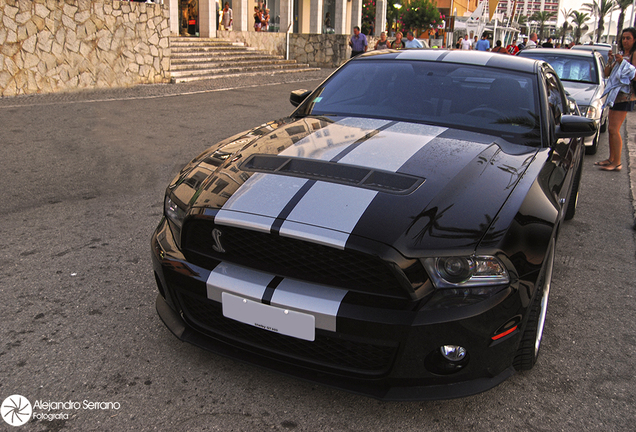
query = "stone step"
xmin=171 ymin=46 xmax=258 ymax=55
xmin=171 ymin=53 xmax=283 ymax=63
xmin=171 ymin=63 xmax=313 ymax=79
xmin=171 ymin=67 xmax=321 ymax=83
xmin=172 ymin=59 xmax=298 ymax=71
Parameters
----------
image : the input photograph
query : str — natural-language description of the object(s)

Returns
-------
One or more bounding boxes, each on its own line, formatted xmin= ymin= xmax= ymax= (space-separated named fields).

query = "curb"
xmin=626 ymin=112 xmax=636 ymax=228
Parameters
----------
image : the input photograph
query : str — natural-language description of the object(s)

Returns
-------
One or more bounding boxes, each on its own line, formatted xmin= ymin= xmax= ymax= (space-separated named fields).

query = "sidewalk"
xmin=626 ymin=112 xmax=636 ymax=226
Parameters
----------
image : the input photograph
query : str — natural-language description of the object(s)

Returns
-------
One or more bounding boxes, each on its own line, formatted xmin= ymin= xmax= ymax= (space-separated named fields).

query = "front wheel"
xmin=584 ymin=129 xmax=599 ymax=155
xmin=513 ymin=238 xmax=554 ymax=371
xmin=564 ymin=159 xmax=582 ymax=220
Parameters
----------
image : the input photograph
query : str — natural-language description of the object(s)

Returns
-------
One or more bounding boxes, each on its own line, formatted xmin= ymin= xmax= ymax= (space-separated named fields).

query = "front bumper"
xmin=151 ymin=219 xmax=524 ymax=400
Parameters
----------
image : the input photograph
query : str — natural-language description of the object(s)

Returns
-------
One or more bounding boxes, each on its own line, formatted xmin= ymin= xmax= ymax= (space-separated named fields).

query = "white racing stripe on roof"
xmin=338 ymin=122 xmax=446 ymax=171
xmin=280 ymin=182 xmax=377 ymax=248
xmin=206 ymin=262 xmax=346 ymax=332
xmin=271 ymin=279 xmax=347 ymax=332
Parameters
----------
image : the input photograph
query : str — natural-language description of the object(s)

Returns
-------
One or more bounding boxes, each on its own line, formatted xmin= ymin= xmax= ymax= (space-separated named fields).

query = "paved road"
xmin=0 ymin=75 xmax=635 ymax=431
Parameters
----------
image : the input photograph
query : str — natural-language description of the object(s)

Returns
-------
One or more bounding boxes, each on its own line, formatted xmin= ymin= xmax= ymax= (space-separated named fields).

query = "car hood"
xmin=172 ymin=116 xmax=538 ymax=257
xmin=562 ymin=81 xmax=602 ymax=106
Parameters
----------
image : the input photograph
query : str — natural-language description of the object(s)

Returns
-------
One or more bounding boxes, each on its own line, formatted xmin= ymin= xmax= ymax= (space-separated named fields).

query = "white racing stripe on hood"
xmin=206 ymin=262 xmax=346 ymax=332
xmin=279 ymin=117 xmax=391 ymax=161
xmin=216 ymin=173 xmax=309 ymax=231
xmin=280 ymin=182 xmax=378 ymax=249
xmin=338 ymin=122 xmax=447 ymax=171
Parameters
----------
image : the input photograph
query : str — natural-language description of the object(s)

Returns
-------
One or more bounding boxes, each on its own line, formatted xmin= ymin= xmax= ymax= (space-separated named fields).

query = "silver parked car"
xmin=518 ymin=48 xmax=608 ymax=154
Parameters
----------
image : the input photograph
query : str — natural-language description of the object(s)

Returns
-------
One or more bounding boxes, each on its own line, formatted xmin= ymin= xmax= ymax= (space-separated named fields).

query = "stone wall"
xmin=0 ymin=0 xmax=171 ymax=97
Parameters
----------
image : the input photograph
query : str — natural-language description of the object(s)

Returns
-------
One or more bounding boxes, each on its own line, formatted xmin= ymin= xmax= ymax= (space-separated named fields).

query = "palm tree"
xmin=516 ymin=14 xmax=529 ymax=36
xmin=560 ymin=8 xmax=573 ymax=46
xmin=615 ymin=0 xmax=632 ymax=38
xmin=583 ymin=0 xmax=618 ymax=42
xmin=530 ymin=11 xmax=557 ymax=40
xmin=571 ymin=11 xmax=591 ymax=44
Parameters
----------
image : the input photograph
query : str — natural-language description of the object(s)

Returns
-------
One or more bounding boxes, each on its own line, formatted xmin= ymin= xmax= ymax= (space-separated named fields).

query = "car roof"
xmin=356 ymin=49 xmax=540 ymax=74
xmin=518 ymin=48 xmax=599 ymax=59
xmin=571 ymin=44 xmax=611 ymax=52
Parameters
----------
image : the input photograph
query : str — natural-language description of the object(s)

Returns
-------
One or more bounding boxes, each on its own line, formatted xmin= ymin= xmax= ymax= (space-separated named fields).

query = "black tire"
xmin=600 ymin=117 xmax=607 ymax=133
xmin=513 ymin=239 xmax=554 ymax=371
xmin=584 ymin=130 xmax=599 ymax=155
xmin=564 ymin=160 xmax=582 ymax=220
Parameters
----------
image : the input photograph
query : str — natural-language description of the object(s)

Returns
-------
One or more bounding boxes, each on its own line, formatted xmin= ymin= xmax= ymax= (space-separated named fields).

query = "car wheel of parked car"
xmin=564 ymin=160 xmax=582 ymax=220
xmin=585 ymin=129 xmax=599 ymax=155
xmin=513 ymin=238 xmax=554 ymax=372
xmin=600 ymin=117 xmax=607 ymax=133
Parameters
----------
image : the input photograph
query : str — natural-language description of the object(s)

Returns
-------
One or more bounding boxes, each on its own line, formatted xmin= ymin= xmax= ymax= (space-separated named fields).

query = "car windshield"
xmin=519 ymin=53 xmax=599 ymax=84
xmin=296 ymin=59 xmax=541 ymax=147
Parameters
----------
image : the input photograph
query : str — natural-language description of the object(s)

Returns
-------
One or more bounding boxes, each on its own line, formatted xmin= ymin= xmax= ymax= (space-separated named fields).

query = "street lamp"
xmin=393 ymin=1 xmax=402 ymax=35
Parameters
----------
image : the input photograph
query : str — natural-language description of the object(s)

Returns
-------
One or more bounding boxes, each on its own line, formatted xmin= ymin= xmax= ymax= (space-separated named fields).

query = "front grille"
xmin=182 ymin=221 xmax=416 ymax=298
xmin=178 ymin=292 xmax=398 ymax=376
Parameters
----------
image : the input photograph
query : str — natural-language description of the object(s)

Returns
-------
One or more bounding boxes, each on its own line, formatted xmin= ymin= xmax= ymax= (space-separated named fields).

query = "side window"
xmin=545 ymin=73 xmax=565 ymax=124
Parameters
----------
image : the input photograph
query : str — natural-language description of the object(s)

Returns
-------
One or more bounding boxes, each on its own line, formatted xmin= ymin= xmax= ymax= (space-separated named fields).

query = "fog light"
xmin=440 ymin=345 xmax=467 ymax=362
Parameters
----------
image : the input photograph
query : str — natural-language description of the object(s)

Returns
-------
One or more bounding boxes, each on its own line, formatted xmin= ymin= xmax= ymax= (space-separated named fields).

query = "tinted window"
xmin=296 ymin=59 xmax=541 ymax=147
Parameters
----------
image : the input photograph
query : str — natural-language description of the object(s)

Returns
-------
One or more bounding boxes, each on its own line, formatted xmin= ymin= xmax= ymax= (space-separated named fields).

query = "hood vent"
xmin=240 ymin=154 xmax=425 ymax=195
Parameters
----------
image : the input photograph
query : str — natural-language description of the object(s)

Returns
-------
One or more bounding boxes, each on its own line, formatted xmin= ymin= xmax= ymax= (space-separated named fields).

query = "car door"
xmin=542 ymin=68 xmax=582 ymax=218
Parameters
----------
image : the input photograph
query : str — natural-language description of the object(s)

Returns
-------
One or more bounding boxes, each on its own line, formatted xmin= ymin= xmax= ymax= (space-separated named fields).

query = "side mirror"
xmin=290 ymin=89 xmax=312 ymax=107
xmin=555 ymin=115 xmax=597 ymax=139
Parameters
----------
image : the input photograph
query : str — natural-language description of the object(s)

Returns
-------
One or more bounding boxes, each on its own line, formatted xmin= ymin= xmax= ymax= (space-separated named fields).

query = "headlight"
xmin=585 ymin=105 xmax=597 ymax=119
xmin=422 ymin=256 xmax=509 ymax=289
xmin=164 ymin=196 xmax=186 ymax=228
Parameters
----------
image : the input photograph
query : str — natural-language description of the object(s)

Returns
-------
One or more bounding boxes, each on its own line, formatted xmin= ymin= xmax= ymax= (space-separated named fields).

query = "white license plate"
xmin=222 ymin=292 xmax=316 ymax=341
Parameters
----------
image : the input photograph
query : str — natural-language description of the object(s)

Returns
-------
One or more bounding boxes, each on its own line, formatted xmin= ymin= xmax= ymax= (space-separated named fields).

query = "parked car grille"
xmin=182 ymin=220 xmax=418 ymax=299
xmin=178 ymin=292 xmax=398 ymax=376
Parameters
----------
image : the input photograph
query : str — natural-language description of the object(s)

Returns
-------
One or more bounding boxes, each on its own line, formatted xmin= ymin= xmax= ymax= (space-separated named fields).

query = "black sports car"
xmin=151 ymin=50 xmax=596 ymax=400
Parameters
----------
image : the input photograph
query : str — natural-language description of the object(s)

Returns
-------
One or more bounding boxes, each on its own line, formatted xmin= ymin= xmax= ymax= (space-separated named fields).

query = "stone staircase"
xmin=169 ymin=37 xmax=320 ymax=83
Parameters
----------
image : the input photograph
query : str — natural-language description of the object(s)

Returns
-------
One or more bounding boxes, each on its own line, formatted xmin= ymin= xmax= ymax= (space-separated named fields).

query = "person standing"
xmin=491 ymin=40 xmax=509 ymax=54
xmin=404 ymin=31 xmax=423 ymax=48
xmin=474 ymin=34 xmax=490 ymax=51
xmin=542 ymin=37 xmax=554 ymax=48
xmin=597 ymin=28 xmax=636 ymax=171
xmin=461 ymin=35 xmax=472 ymax=50
xmin=349 ymin=26 xmax=368 ymax=57
xmin=506 ymin=38 xmax=520 ymax=54
xmin=253 ymin=6 xmax=262 ymax=31
xmin=391 ymin=31 xmax=405 ymax=49
xmin=527 ymin=33 xmax=538 ymax=48
xmin=375 ymin=32 xmax=390 ymax=50
xmin=221 ymin=2 xmax=232 ymax=30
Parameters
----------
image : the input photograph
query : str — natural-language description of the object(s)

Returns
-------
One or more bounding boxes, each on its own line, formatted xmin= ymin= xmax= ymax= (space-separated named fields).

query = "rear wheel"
xmin=513 ymin=239 xmax=554 ymax=371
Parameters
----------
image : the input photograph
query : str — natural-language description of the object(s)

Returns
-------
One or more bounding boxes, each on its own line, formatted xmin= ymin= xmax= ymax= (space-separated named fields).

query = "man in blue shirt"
xmin=475 ymin=34 xmax=490 ymax=51
xmin=349 ymin=26 xmax=368 ymax=58
xmin=404 ymin=31 xmax=423 ymax=48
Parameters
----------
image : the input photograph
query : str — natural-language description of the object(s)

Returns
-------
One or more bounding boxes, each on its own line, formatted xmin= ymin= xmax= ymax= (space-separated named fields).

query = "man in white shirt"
xmin=404 ymin=31 xmax=423 ymax=48
xmin=527 ymin=33 xmax=538 ymax=48
xmin=461 ymin=35 xmax=472 ymax=50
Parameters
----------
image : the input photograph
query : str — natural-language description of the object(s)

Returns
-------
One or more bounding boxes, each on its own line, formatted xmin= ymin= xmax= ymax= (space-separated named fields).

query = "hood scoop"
xmin=240 ymin=154 xmax=425 ymax=195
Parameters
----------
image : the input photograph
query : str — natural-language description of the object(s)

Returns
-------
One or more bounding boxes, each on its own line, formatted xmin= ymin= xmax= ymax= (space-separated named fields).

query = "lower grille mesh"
xmin=178 ymin=292 xmax=398 ymax=375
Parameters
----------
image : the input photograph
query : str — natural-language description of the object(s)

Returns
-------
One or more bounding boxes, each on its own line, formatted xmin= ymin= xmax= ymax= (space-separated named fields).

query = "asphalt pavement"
xmin=0 ymin=73 xmax=635 ymax=431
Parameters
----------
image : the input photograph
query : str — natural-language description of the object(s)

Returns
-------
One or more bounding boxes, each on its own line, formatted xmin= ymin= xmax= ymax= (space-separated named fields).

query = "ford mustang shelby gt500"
xmin=151 ymin=50 xmax=596 ymax=400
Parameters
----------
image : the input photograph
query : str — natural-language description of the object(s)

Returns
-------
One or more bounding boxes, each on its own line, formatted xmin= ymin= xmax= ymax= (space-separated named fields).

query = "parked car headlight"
xmin=422 ymin=256 xmax=509 ymax=289
xmin=164 ymin=196 xmax=186 ymax=229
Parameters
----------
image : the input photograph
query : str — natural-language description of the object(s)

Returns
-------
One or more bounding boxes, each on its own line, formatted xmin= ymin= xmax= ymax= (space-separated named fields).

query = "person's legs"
xmin=603 ymin=108 xmax=628 ymax=170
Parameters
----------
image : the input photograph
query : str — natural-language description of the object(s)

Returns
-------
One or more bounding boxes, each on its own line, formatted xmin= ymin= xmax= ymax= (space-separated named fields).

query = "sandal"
xmin=594 ymin=159 xmax=612 ymax=166
xmin=599 ymin=164 xmax=622 ymax=171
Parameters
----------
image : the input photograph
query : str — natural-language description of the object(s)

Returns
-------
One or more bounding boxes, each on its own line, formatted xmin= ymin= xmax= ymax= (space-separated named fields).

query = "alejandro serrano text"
xmin=33 ymin=400 xmax=121 ymax=410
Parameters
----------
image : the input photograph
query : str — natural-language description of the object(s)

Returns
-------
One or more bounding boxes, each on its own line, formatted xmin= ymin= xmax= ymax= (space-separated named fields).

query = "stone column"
xmin=279 ymin=0 xmax=293 ymax=34
xmin=234 ymin=0 xmax=249 ymax=31
xmin=199 ymin=0 xmax=218 ymax=37
xmin=309 ymin=0 xmax=324 ymax=34
xmin=375 ymin=0 xmax=386 ymax=36
xmin=334 ymin=0 xmax=347 ymax=35
xmin=350 ymin=0 xmax=362 ymax=33
xmin=167 ymin=0 xmax=179 ymax=35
